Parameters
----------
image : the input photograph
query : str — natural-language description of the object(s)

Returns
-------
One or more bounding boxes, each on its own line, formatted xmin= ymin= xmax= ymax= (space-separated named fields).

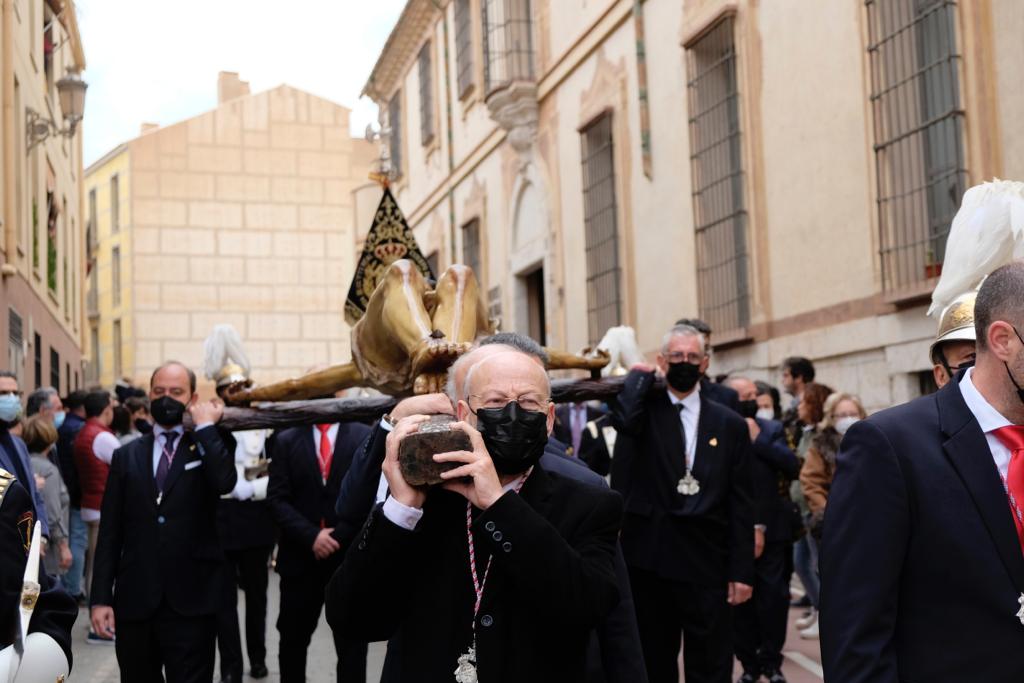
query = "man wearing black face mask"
xmin=821 ymin=260 xmax=1024 ymax=683
xmin=327 ymin=348 xmax=623 ymax=683
xmin=89 ymin=361 xmax=237 ymax=683
xmin=610 ymin=324 xmax=755 ymax=683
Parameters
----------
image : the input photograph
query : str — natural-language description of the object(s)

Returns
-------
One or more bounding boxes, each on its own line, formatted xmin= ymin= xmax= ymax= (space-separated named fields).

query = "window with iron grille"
xmin=419 ymin=42 xmax=435 ymax=146
xmin=455 ymin=0 xmax=475 ymax=98
xmin=34 ymin=333 xmax=42 ymax=389
xmin=388 ymin=94 xmax=403 ymax=178
xmin=112 ymin=246 xmax=122 ymax=307
xmin=686 ymin=17 xmax=750 ymax=334
xmin=7 ymin=309 xmax=24 ymax=388
xmin=110 ymin=174 xmax=120 ymax=233
xmin=482 ymin=0 xmax=534 ymax=94
xmin=581 ymin=113 xmax=622 ymax=345
xmin=462 ymin=218 xmax=482 ymax=282
xmin=113 ymin=320 xmax=122 ymax=379
xmin=866 ymin=0 xmax=966 ymax=293
xmin=50 ymin=348 xmax=59 ymax=391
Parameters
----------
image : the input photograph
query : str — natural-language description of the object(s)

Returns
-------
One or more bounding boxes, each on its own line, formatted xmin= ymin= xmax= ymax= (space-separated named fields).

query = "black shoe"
xmin=737 ymin=673 xmax=760 ymax=683
xmin=790 ymin=595 xmax=811 ymax=608
xmin=764 ymin=670 xmax=787 ymax=683
xmin=220 ymin=675 xmax=240 ymax=683
xmin=250 ymin=663 xmax=269 ymax=679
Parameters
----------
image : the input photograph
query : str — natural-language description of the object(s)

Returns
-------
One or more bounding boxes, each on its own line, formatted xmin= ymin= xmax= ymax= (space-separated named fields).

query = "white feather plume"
xmin=202 ymin=324 xmax=252 ymax=381
xmin=929 ymin=179 xmax=1024 ymax=317
xmin=596 ymin=326 xmax=644 ymax=377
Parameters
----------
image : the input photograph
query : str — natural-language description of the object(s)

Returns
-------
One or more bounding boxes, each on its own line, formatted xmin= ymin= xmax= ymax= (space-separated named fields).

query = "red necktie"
xmin=992 ymin=425 xmax=1024 ymax=553
xmin=315 ymin=424 xmax=333 ymax=482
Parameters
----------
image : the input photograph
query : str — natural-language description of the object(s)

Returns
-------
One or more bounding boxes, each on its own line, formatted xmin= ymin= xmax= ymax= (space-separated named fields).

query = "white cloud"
xmin=76 ymin=0 xmax=405 ymax=166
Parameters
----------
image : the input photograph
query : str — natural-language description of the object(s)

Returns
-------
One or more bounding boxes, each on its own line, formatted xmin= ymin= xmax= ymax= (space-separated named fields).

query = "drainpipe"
xmin=2 ymin=0 xmax=18 ymax=270
xmin=431 ymin=0 xmax=458 ymax=265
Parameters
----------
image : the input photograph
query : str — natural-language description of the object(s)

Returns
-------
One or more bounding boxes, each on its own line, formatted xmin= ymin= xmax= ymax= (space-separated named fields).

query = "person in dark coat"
xmin=675 ymin=318 xmax=741 ymax=413
xmin=56 ymin=390 xmax=87 ymax=601
xmin=820 ymin=262 xmax=1024 ymax=683
xmin=267 ymin=419 xmax=371 ymax=683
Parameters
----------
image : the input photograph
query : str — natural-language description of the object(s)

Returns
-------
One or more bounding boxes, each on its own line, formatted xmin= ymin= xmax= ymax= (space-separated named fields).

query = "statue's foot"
xmin=222 ymin=380 xmax=255 ymax=406
xmin=411 ymin=337 xmax=472 ymax=377
xmin=572 ymin=347 xmax=612 ymax=371
xmin=413 ymin=372 xmax=449 ymax=395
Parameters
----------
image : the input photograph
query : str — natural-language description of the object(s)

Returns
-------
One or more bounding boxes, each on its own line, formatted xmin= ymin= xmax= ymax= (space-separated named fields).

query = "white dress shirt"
xmin=959 ymin=368 xmax=1012 ymax=480
xmin=382 ymin=473 xmax=531 ymax=532
xmin=152 ymin=425 xmax=186 ymax=476
xmin=86 ymin=429 xmax=128 ymax=521
xmin=666 ymin=383 xmax=701 ymax=470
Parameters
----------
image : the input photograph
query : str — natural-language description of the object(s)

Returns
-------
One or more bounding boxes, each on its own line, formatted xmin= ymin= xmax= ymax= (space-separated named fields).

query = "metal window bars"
xmin=482 ymin=0 xmax=535 ymax=94
xmin=455 ymin=0 xmax=475 ymax=98
xmin=462 ymin=218 xmax=482 ymax=284
xmin=418 ymin=42 xmax=435 ymax=146
xmin=686 ymin=17 xmax=750 ymax=335
xmin=866 ymin=0 xmax=966 ymax=294
xmin=388 ymin=94 xmax=403 ymax=178
xmin=581 ymin=113 xmax=623 ymax=346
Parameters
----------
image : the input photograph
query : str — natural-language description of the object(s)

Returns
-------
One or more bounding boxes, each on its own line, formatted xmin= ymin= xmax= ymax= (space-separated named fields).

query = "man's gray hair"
xmin=661 ymin=324 xmax=707 ymax=354
xmin=26 ymin=386 xmax=59 ymax=416
xmin=478 ymin=332 xmax=549 ymax=365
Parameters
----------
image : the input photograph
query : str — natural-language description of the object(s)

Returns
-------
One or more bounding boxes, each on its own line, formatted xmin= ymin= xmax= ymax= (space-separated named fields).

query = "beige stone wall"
xmin=86 ymin=84 xmax=373 ymax=394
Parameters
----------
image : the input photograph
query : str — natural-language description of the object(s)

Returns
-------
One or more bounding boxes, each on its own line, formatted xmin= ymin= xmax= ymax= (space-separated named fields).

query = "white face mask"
xmin=755 ymin=408 xmax=775 ymax=422
xmin=834 ymin=416 xmax=859 ymax=436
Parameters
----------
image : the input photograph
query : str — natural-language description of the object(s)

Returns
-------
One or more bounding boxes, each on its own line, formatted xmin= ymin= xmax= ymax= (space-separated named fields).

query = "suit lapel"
xmin=306 ymin=427 xmax=326 ymax=489
xmin=652 ymin=394 xmax=687 ymax=482
xmin=691 ymin=398 xmax=717 ymax=487
xmin=939 ymin=381 xmax=1024 ymax=591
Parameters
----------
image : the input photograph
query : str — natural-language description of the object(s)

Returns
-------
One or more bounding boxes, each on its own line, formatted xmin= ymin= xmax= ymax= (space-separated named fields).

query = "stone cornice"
xmin=362 ymin=0 xmax=444 ymax=103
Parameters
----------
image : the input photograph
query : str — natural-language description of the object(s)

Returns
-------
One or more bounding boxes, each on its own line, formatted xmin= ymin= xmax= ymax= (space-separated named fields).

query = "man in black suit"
xmin=267 ymin=417 xmax=371 ymax=683
xmin=553 ymin=402 xmax=613 ymax=475
xmin=327 ymin=346 xmax=622 ymax=682
xmin=726 ymin=377 xmax=801 ymax=683
xmin=89 ymin=361 xmax=237 ymax=682
xmin=820 ymin=261 xmax=1024 ymax=682
xmin=676 ymin=318 xmax=741 ymax=413
xmin=779 ymin=356 xmax=815 ymax=450
xmin=612 ymin=323 xmax=755 ymax=683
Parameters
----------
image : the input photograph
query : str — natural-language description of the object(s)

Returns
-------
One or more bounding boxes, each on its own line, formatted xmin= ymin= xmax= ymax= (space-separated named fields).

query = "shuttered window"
xmin=418 ymin=42 xmax=435 ymax=145
xmin=581 ymin=114 xmax=622 ymax=345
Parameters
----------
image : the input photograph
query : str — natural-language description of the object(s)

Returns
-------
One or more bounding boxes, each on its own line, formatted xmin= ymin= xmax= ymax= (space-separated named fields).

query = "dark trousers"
xmin=278 ymin=557 xmax=367 ymax=683
xmin=630 ymin=566 xmax=732 ymax=683
xmin=217 ymin=545 xmax=273 ymax=678
xmin=115 ymin=604 xmax=216 ymax=683
xmin=733 ymin=541 xmax=793 ymax=674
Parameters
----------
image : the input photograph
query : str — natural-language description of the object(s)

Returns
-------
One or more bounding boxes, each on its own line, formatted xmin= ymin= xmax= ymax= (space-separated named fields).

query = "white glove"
xmin=231 ymin=477 xmax=255 ymax=501
xmin=250 ymin=476 xmax=269 ymax=501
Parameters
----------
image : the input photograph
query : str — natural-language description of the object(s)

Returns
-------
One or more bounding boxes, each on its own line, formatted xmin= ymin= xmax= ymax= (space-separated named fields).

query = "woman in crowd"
xmin=25 ymin=414 xmax=73 ymax=579
xmin=789 ymin=382 xmax=834 ymax=640
xmin=800 ymin=393 xmax=867 ymax=537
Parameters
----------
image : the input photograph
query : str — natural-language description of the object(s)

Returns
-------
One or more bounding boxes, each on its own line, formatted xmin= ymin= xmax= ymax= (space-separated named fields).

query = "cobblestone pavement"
xmin=71 ymin=576 xmax=822 ymax=682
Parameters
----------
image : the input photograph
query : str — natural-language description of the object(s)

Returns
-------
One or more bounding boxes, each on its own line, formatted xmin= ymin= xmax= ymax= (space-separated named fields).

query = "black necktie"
xmin=676 ymin=403 xmax=688 ymax=456
xmin=155 ymin=431 xmax=178 ymax=493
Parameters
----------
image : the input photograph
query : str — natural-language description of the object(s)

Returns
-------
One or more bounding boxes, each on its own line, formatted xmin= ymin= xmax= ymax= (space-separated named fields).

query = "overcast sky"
xmin=77 ymin=0 xmax=405 ymax=167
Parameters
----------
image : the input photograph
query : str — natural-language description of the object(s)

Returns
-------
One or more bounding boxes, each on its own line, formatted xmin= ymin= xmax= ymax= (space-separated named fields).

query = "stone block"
xmin=134 ymin=254 xmax=190 ymax=283
xmin=135 ymin=312 xmax=191 ymax=340
xmin=215 ymin=104 xmax=243 ymax=146
xmin=328 ymin=341 xmax=353 ymax=363
xmin=309 ymin=97 xmax=338 ymax=126
xmin=133 ymin=171 xmax=160 ymax=198
xmin=269 ymin=123 xmax=323 ymax=151
xmin=322 ymin=127 xmax=350 ymax=153
xmin=269 ymin=87 xmax=297 ymax=122
xmin=322 ymin=179 xmax=354 ymax=205
xmin=244 ymin=149 xmax=297 ymax=176
xmin=135 ymin=340 xmax=163 ymax=370
xmin=188 ymin=146 xmax=242 ymax=174
xmin=270 ymin=232 xmax=309 ymax=258
xmin=273 ymin=285 xmax=328 ymax=312
xmin=240 ymin=340 xmax=276 ymax=367
xmin=130 ymin=134 xmax=160 ymax=170
xmin=300 ymin=205 xmax=347 ymax=232
xmin=245 ymin=258 xmax=299 ymax=285
xmin=325 ymin=233 xmax=349 ymax=259
xmin=243 ymin=131 xmax=268 ymax=148
xmin=134 ymin=199 xmax=187 ymax=227
xmin=215 ymin=175 xmax=270 ymax=202
xmin=271 ymin=178 xmax=323 ymax=205
xmin=248 ymin=313 xmax=302 ymax=340
xmin=245 ymin=203 xmax=298 ymax=230
xmin=302 ymin=313 xmax=347 ymax=340
xmin=299 ymin=259 xmax=328 ymax=286
xmin=218 ymin=231 xmax=272 ymax=257
xmin=276 ymin=341 xmax=328 ymax=367
xmin=132 ymin=228 xmax=160 ymax=254
xmin=219 ymin=285 xmax=275 ymax=312
xmin=242 ymin=94 xmax=269 ymax=131
xmin=158 ymin=123 xmax=188 ymax=154
xmin=161 ymin=340 xmax=204 ymax=368
xmin=134 ymin=284 xmax=161 ymax=310
xmin=191 ymin=313 xmax=248 ymax=339
xmin=158 ymin=154 xmax=187 ymax=171
xmin=298 ymin=151 xmax=349 ymax=179
xmin=159 ymin=228 xmax=217 ymax=256
xmin=160 ymin=172 xmax=216 ymax=200
xmin=188 ymin=256 xmax=245 ymax=284
xmin=189 ymin=201 xmax=244 ymax=229
xmin=187 ymin=115 xmax=215 ymax=145
xmin=162 ymin=284 xmax=219 ymax=311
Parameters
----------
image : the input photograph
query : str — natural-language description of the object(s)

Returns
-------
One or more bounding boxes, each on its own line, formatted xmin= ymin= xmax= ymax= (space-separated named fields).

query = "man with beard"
xmin=89 ymin=362 xmax=237 ymax=682
xmin=611 ymin=324 xmax=755 ymax=683
xmin=326 ymin=347 xmax=622 ymax=682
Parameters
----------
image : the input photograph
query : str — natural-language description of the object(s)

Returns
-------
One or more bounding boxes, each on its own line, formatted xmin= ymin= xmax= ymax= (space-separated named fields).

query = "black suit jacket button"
xmin=358 ymin=540 xmax=367 ymax=550
xmin=480 ymin=614 xmax=493 ymax=627
xmin=492 ymin=531 xmax=503 ymax=542
xmin=502 ymin=541 xmax=512 ymax=553
xmin=157 ymin=515 xmax=166 ymax=524
xmin=484 ymin=521 xmax=496 ymax=532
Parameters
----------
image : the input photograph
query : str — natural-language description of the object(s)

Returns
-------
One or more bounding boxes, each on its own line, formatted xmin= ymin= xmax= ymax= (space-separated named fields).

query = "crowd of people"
xmin=4 ymin=261 xmax=1024 ymax=683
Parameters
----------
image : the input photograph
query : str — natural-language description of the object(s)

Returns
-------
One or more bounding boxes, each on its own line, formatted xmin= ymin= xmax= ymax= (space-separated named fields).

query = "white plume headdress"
xmin=929 ymin=179 xmax=1024 ymax=317
xmin=596 ymin=326 xmax=644 ymax=377
xmin=202 ymin=324 xmax=252 ymax=386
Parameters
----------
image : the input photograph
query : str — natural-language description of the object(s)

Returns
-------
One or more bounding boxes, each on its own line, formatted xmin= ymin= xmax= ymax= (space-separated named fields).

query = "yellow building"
xmin=365 ymin=0 xmax=1024 ymax=410
xmin=84 ymin=72 xmax=376 ymax=393
xmin=0 ymin=0 xmax=88 ymax=393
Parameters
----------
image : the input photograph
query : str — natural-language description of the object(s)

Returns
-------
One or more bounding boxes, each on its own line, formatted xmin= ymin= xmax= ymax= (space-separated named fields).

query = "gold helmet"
xmin=929 ymin=291 xmax=977 ymax=366
xmin=214 ymin=362 xmax=250 ymax=389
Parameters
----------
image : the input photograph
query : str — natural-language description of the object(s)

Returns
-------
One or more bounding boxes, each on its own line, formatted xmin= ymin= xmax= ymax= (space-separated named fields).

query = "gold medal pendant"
xmin=454 ymin=644 xmax=478 ymax=682
xmin=677 ymin=471 xmax=700 ymax=496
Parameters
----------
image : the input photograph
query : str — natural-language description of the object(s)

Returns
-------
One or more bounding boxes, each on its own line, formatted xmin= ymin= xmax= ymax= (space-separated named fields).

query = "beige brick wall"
xmin=105 ymin=85 xmax=373 ymax=389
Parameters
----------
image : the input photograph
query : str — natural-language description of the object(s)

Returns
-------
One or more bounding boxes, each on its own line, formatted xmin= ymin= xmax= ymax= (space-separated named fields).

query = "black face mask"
xmin=1005 ymin=327 xmax=1024 ymax=406
xmin=473 ymin=401 xmax=549 ymax=475
xmin=737 ymin=399 xmax=759 ymax=419
xmin=134 ymin=418 xmax=153 ymax=435
xmin=665 ymin=361 xmax=702 ymax=393
xmin=151 ymin=396 xmax=187 ymax=427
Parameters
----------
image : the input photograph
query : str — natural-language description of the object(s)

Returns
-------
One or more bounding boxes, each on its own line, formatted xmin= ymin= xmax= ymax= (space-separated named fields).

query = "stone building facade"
xmin=0 ymin=0 xmax=87 ymax=395
xmin=84 ymin=72 xmax=376 ymax=393
xmin=364 ymin=0 xmax=1024 ymax=411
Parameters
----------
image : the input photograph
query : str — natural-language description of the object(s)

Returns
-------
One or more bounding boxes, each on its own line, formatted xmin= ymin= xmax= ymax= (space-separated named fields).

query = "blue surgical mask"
xmin=0 ymin=395 xmax=22 ymax=424
xmin=53 ymin=411 xmax=66 ymax=430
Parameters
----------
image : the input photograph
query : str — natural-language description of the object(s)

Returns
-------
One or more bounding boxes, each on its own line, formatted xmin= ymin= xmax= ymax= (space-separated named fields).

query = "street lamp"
xmin=26 ymin=70 xmax=87 ymax=151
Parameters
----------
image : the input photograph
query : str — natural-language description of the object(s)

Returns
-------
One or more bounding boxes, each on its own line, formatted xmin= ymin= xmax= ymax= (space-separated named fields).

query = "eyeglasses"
xmin=468 ymin=393 xmax=550 ymax=413
xmin=0 ymin=390 xmax=22 ymax=398
xmin=663 ymin=352 xmax=704 ymax=364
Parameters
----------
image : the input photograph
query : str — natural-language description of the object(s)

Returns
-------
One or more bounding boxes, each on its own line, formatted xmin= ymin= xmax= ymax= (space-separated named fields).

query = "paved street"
xmin=70 ymin=574 xmax=823 ymax=682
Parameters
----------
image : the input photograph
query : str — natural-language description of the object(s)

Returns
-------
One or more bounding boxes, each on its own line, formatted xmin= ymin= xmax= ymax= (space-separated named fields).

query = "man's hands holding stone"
xmin=434 ymin=421 xmax=505 ymax=510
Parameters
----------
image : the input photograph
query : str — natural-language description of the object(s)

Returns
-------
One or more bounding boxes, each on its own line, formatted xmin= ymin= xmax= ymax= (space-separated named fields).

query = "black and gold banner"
xmin=345 ymin=186 xmax=434 ymax=325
